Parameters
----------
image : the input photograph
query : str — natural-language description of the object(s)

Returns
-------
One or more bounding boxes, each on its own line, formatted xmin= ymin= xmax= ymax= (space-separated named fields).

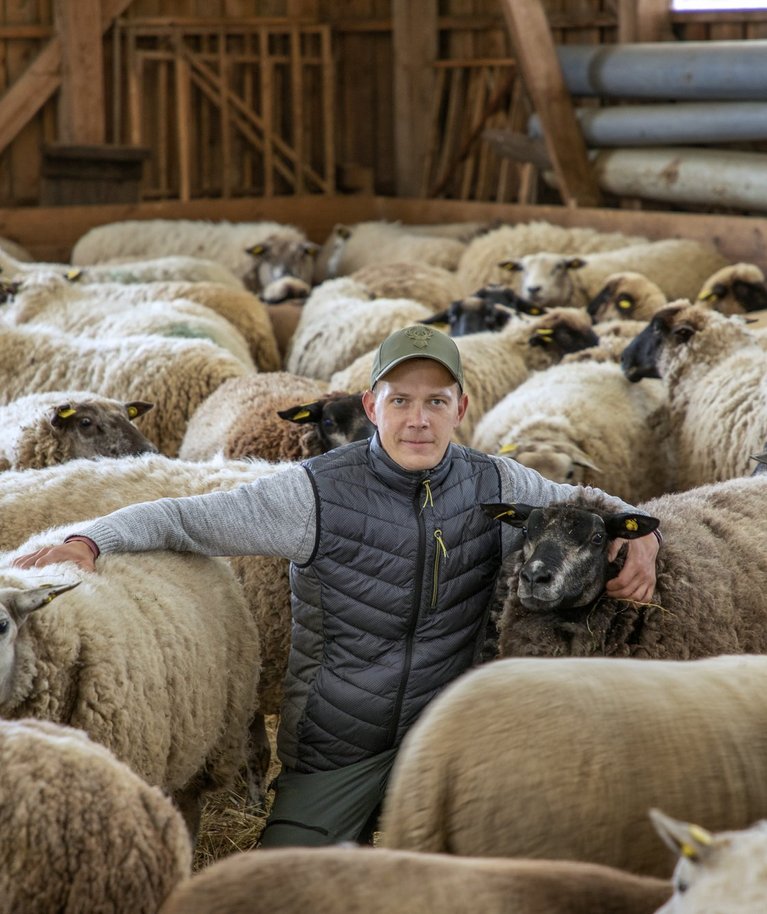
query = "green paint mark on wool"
xmin=161 ymin=323 xmax=215 ymax=342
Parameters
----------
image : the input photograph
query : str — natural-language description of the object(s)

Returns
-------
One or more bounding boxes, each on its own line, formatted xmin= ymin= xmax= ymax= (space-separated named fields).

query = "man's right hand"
xmin=12 ymin=541 xmax=97 ymax=572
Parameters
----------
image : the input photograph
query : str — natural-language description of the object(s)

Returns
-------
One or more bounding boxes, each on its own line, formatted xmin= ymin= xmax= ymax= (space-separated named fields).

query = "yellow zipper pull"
xmin=421 ymin=478 xmax=434 ymax=512
xmin=431 ymin=529 xmax=448 ymax=608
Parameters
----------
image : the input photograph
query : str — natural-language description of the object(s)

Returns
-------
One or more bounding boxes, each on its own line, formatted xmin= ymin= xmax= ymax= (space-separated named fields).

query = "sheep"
xmin=265 ymin=296 xmax=308 ymax=364
xmin=330 ymin=310 xmax=600 ymax=445
xmin=242 ymin=233 xmax=319 ymax=300
xmin=379 ymin=653 xmax=767 ymax=876
xmin=3 ymin=270 xmax=256 ymax=368
xmin=650 ymin=809 xmax=767 ymax=913
xmin=159 ymin=846 xmax=671 ymax=914
xmin=0 ymin=235 xmax=33 ymax=261
xmin=587 ymin=271 xmax=668 ymax=323
xmin=179 ymin=372 xmax=327 ymax=460
xmin=484 ymin=475 xmax=767 ymax=660
xmin=71 ymin=218 xmax=309 ymax=284
xmin=0 ymin=323 xmax=250 ymax=456
xmin=456 ymin=221 xmax=650 ymax=293
xmin=421 ymin=286 xmax=546 ymax=336
xmin=560 ymin=317 xmax=650 ymax=364
xmin=0 ymin=536 xmax=260 ymax=833
xmin=349 ymin=262 xmax=463 ymax=312
xmin=471 ymin=361 xmax=672 ymax=503
xmin=621 ymin=302 xmax=767 ymax=490
xmin=696 ymin=261 xmax=767 ymax=315
xmin=0 ymin=718 xmax=191 ymax=914
xmin=0 ymin=390 xmax=157 ymax=470
xmin=0 ymin=246 xmax=244 ymax=288
xmin=500 ymin=240 xmax=729 ymax=309
xmin=313 ymin=220 xmax=467 ymax=280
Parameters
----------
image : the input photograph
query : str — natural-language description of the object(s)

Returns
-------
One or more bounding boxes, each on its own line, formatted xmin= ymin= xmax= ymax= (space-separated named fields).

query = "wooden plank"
xmin=498 ymin=0 xmax=601 ymax=207
xmin=173 ymin=38 xmax=192 ymax=202
xmin=482 ymin=128 xmax=551 ymax=170
xmin=290 ymin=27 xmax=305 ymax=194
xmin=392 ymin=0 xmax=437 ymax=195
xmin=0 ymin=0 xmax=134 ymax=155
xmin=54 ymin=0 xmax=105 ymax=144
xmin=259 ymin=27 xmax=274 ymax=195
xmin=619 ymin=0 xmax=672 ymax=42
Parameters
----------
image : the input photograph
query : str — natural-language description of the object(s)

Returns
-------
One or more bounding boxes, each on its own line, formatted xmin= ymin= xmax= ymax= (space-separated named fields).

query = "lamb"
xmin=0 ymin=718 xmax=191 ymax=914
xmin=455 ymin=221 xmax=650 ymax=293
xmin=587 ymin=271 xmax=668 ymax=323
xmin=349 ymin=262 xmax=463 ymax=311
xmin=0 ymin=390 xmax=157 ymax=470
xmin=379 ymin=653 xmax=767 ymax=876
xmin=0 ymin=536 xmax=260 ymax=832
xmin=471 ymin=361 xmax=672 ymax=503
xmin=3 ymin=270 xmax=256 ymax=368
xmin=314 ymin=220 xmax=467 ymax=280
xmin=650 ymin=809 xmax=767 ymax=913
xmin=621 ymin=302 xmax=767 ymax=490
xmin=330 ymin=310 xmax=600 ymax=445
xmin=483 ymin=475 xmax=767 ymax=659
xmin=159 ymin=846 xmax=671 ymax=914
xmin=0 ymin=247 xmax=243 ymax=287
xmin=0 ymin=323 xmax=250 ymax=456
xmin=71 ymin=217 xmax=309 ymax=284
xmin=501 ymin=240 xmax=729 ymax=309
xmin=696 ymin=261 xmax=767 ymax=314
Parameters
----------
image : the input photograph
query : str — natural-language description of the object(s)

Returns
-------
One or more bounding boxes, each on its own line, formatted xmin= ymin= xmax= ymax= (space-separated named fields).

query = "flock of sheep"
xmin=1 ymin=213 xmax=766 ymax=913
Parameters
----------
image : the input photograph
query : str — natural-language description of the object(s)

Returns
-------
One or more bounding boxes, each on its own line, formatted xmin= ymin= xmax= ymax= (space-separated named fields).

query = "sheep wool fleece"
xmin=280 ymin=434 xmax=504 ymax=773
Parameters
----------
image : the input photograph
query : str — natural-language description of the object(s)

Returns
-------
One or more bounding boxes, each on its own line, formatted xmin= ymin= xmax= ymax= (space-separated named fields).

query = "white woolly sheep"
xmin=586 ymin=271 xmax=668 ymax=323
xmin=314 ymin=221 xmax=467 ymax=281
xmin=242 ymin=233 xmax=319 ymax=300
xmin=696 ymin=261 xmax=767 ymax=315
xmin=0 ymin=247 xmax=243 ymax=287
xmin=349 ymin=262 xmax=463 ymax=312
xmin=0 ymin=538 xmax=260 ymax=833
xmin=456 ymin=220 xmax=650 ymax=293
xmin=331 ymin=310 xmax=600 ymax=445
xmin=0 ymin=390 xmax=156 ymax=471
xmin=0 ymin=323 xmax=249 ymax=456
xmin=71 ymin=218 xmax=308 ymax=284
xmin=159 ymin=846 xmax=671 ymax=914
xmin=380 ymin=653 xmax=767 ymax=876
xmin=0 ymin=718 xmax=191 ymax=914
xmin=471 ymin=360 xmax=672 ymax=502
xmin=485 ymin=475 xmax=767 ymax=660
xmin=4 ymin=270 xmax=256 ymax=367
xmin=621 ymin=302 xmax=767 ymax=490
xmin=651 ymin=808 xmax=767 ymax=914
xmin=500 ymin=240 xmax=729 ymax=309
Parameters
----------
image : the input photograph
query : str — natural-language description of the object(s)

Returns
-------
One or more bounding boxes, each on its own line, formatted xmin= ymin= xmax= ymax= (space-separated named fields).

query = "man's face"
xmin=362 ymin=358 xmax=469 ymax=472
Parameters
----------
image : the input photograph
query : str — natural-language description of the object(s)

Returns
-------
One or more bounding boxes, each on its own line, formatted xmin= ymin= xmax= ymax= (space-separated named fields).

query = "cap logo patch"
xmin=404 ymin=326 xmax=434 ymax=349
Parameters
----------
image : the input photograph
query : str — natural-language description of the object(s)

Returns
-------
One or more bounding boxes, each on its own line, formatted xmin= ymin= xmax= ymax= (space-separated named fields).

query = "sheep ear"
xmin=480 ymin=502 xmax=534 ymax=527
xmin=278 ymin=400 xmax=324 ymax=424
xmin=498 ymin=260 xmax=523 ymax=273
xmin=565 ymin=257 xmax=586 ymax=271
xmin=4 ymin=581 xmax=80 ymax=623
xmin=420 ymin=310 xmax=451 ymax=325
xmin=303 ymin=242 xmax=321 ymax=258
xmin=125 ymin=400 xmax=154 ymax=420
xmin=649 ymin=808 xmax=715 ymax=864
xmin=569 ymin=445 xmax=602 ymax=474
xmin=603 ymin=513 xmax=659 ymax=539
xmin=336 ymin=224 xmax=352 ymax=240
xmin=50 ymin=404 xmax=77 ymax=427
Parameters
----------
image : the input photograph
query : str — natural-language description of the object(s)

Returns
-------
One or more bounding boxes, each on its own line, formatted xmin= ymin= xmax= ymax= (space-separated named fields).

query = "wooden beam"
xmin=0 ymin=0 xmax=134 ymax=155
xmin=55 ymin=0 xmax=106 ymax=144
xmin=392 ymin=0 xmax=438 ymax=196
xmin=618 ymin=0 xmax=673 ymax=42
xmin=482 ymin=128 xmax=551 ymax=170
xmin=498 ymin=0 xmax=601 ymax=207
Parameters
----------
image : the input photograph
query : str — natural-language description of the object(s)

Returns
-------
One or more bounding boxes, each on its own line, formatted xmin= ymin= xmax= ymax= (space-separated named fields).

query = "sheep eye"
xmin=520 ymin=526 xmax=528 ymax=537
xmin=0 ymin=619 xmax=8 ymax=635
xmin=565 ymin=469 xmax=575 ymax=481
xmin=677 ymin=880 xmax=689 ymax=894
xmin=322 ymin=418 xmax=335 ymax=428
xmin=79 ymin=418 xmax=92 ymax=428
xmin=591 ymin=532 xmax=604 ymax=545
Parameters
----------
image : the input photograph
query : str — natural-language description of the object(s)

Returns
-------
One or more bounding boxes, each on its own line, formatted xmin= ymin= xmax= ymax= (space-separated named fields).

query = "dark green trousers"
xmin=258 ymin=748 xmax=398 ymax=847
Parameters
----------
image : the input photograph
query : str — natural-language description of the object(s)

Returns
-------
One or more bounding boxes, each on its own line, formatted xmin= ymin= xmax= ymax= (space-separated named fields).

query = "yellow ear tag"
xmin=65 ymin=268 xmax=82 ymax=281
xmin=618 ymin=298 xmax=632 ymax=309
xmin=57 ymin=407 xmax=76 ymax=419
xmin=291 ymin=409 xmax=312 ymax=420
xmin=680 ymin=842 xmax=697 ymax=859
xmin=249 ymin=244 xmax=265 ymax=255
xmin=498 ymin=508 xmax=516 ymax=517
xmin=698 ymin=290 xmax=714 ymax=301
xmin=624 ymin=518 xmax=638 ymax=531
xmin=127 ymin=406 xmax=139 ymax=418
xmin=498 ymin=442 xmax=518 ymax=455
xmin=536 ymin=328 xmax=554 ymax=335
xmin=530 ymin=307 xmax=541 ymax=315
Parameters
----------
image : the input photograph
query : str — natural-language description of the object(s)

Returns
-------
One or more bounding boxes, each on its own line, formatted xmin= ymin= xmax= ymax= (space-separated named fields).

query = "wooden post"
xmin=618 ymin=0 xmax=673 ymax=42
xmin=498 ymin=0 xmax=601 ymax=207
xmin=392 ymin=0 xmax=437 ymax=196
xmin=55 ymin=0 xmax=105 ymax=144
xmin=174 ymin=38 xmax=192 ymax=202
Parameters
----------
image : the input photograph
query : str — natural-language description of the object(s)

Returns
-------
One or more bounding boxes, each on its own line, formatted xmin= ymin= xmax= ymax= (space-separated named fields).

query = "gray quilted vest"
xmin=278 ymin=433 xmax=504 ymax=773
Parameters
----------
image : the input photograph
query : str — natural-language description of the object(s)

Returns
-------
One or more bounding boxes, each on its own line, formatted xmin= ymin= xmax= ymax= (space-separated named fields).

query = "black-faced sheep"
xmin=483 ymin=475 xmax=767 ymax=660
xmin=0 ymin=718 xmax=191 ymax=914
xmin=421 ymin=285 xmax=544 ymax=336
xmin=159 ymin=846 xmax=671 ymax=914
xmin=696 ymin=262 xmax=767 ymax=315
xmin=0 ymin=391 xmax=156 ymax=470
xmin=380 ymin=654 xmax=767 ymax=876
xmin=621 ymin=302 xmax=767 ymax=490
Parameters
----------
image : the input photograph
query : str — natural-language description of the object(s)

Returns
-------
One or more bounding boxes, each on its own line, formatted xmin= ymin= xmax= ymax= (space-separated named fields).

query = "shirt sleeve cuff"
xmin=64 ymin=535 xmax=100 ymax=559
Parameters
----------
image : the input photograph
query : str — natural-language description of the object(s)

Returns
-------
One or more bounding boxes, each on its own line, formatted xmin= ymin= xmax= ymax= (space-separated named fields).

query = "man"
xmin=15 ymin=325 xmax=659 ymax=846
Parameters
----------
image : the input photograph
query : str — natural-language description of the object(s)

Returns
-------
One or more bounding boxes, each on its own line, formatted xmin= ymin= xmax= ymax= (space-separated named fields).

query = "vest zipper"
xmin=431 ymin=529 xmax=447 ymax=609
xmin=387 ymin=481 xmax=428 ymax=748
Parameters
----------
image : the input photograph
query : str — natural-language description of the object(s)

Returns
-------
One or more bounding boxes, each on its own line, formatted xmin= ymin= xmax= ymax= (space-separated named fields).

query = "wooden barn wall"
xmin=2 ymin=0 xmax=767 ymax=206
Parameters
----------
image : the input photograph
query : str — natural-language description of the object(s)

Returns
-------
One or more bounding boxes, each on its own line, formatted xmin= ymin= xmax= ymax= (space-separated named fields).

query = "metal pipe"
xmin=529 ymin=102 xmax=767 ymax=146
xmin=590 ymin=147 xmax=767 ymax=211
xmin=557 ymin=41 xmax=767 ymax=99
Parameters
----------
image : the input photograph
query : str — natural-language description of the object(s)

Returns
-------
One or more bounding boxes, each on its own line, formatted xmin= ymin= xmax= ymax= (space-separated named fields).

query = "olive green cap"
xmin=370 ymin=325 xmax=464 ymax=390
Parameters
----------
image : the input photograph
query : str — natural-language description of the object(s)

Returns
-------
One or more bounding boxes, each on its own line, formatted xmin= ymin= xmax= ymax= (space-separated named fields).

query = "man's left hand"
xmin=605 ymin=532 xmax=659 ymax=603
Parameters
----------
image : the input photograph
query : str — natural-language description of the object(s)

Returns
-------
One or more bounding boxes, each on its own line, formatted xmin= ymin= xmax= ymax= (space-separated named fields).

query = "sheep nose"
xmin=520 ymin=560 xmax=552 ymax=586
xmin=526 ymin=285 xmax=542 ymax=299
